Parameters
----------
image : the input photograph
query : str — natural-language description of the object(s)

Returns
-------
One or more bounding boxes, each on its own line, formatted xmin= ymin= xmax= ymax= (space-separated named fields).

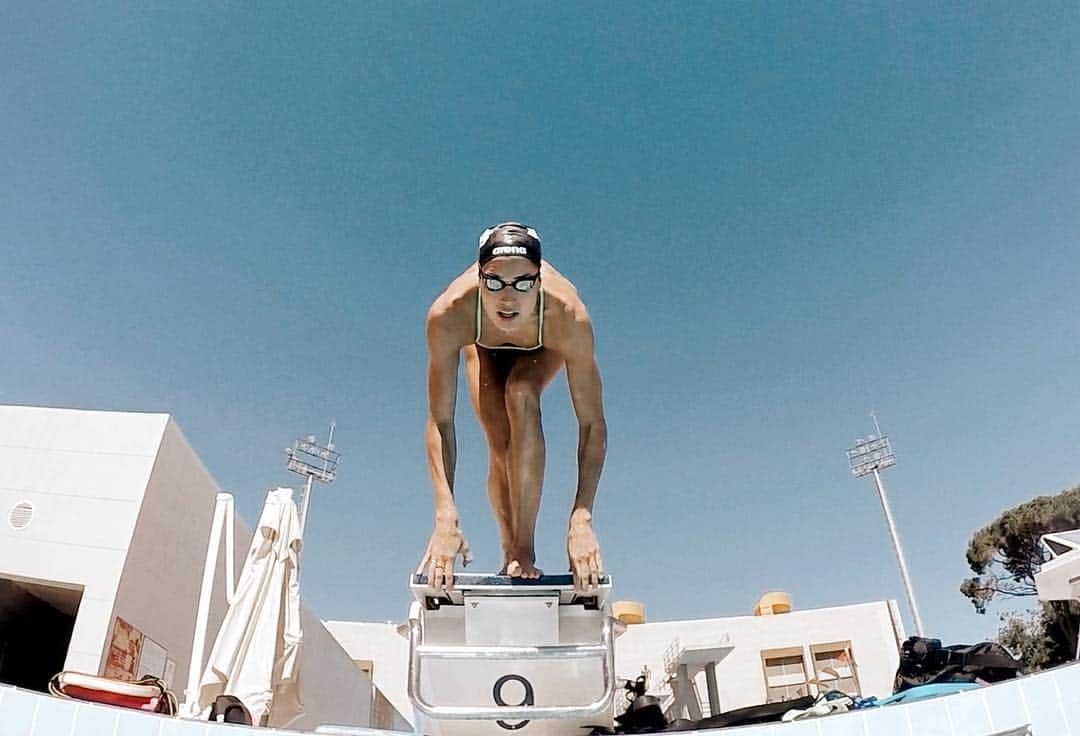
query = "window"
xmin=761 ymin=647 xmax=809 ymax=703
xmin=810 ymin=642 xmax=860 ymax=697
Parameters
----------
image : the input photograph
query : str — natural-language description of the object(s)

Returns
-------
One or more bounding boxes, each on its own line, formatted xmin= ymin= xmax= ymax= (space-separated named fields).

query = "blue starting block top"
xmin=410 ymin=572 xmax=612 ymax=606
xmin=412 ymin=573 xmax=610 ymax=587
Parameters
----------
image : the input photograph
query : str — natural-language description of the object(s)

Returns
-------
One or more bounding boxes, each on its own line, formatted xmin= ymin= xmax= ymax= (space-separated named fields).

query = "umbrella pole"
xmin=182 ymin=492 xmax=235 ymax=717
xmin=298 ymin=474 xmax=314 ymax=540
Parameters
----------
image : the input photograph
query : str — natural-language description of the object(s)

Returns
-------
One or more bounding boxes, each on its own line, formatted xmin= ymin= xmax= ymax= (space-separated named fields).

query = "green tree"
xmin=961 ymin=485 xmax=1080 ymax=670
xmin=996 ymin=609 xmax=1058 ymax=673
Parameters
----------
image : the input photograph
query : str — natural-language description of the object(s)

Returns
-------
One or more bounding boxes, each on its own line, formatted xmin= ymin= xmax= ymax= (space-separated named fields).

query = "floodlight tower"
xmin=285 ymin=422 xmax=340 ymax=538
xmin=846 ymin=417 xmax=925 ymax=637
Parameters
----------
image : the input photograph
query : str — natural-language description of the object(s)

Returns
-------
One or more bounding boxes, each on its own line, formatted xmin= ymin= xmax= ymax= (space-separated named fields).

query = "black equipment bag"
xmin=894 ymin=636 xmax=1021 ymax=693
xmin=694 ymin=695 xmax=816 ymax=728
xmin=208 ymin=694 xmax=253 ymax=725
xmin=608 ymin=674 xmax=669 ymax=734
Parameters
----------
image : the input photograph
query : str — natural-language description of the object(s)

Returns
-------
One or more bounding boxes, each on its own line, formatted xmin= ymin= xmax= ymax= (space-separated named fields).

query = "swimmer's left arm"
xmin=564 ymin=321 xmax=606 ymax=515
xmin=564 ymin=320 xmax=606 ymax=589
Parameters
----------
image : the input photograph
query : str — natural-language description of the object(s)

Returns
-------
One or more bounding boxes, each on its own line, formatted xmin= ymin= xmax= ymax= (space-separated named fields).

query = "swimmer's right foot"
xmin=506 ymin=558 xmax=543 ymax=579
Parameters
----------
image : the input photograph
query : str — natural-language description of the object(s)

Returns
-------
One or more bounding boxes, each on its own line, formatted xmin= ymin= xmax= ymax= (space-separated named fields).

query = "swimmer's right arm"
xmin=421 ymin=309 xmax=471 ymax=590
xmin=424 ymin=332 xmax=458 ymax=515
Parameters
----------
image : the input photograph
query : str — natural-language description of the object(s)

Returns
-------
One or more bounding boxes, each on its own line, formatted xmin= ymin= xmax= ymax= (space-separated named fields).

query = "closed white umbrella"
xmin=197 ymin=487 xmax=303 ymax=726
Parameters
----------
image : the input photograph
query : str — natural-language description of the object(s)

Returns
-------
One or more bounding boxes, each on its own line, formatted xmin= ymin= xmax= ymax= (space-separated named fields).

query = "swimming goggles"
xmin=480 ymin=272 xmax=540 ymax=292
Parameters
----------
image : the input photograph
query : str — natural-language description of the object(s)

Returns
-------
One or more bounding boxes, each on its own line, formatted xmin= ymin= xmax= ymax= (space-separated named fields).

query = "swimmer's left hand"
xmin=567 ymin=509 xmax=603 ymax=593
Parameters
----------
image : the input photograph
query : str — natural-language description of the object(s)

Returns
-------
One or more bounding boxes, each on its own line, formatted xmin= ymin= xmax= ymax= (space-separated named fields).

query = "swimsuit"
xmin=475 ymin=287 xmax=545 ymax=352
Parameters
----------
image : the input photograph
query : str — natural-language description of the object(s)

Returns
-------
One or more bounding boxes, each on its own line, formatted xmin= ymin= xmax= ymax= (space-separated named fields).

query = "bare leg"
xmin=464 ymin=347 xmax=516 ymax=570
xmin=503 ymin=349 xmax=564 ymax=578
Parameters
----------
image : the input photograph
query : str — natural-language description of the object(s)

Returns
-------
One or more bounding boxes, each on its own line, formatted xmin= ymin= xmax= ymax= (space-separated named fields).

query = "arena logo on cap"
xmin=492 ymin=245 xmax=529 ymax=256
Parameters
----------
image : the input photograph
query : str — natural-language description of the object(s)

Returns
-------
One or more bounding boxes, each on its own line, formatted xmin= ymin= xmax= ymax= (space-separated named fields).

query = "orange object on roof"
xmin=612 ymin=600 xmax=646 ymax=624
xmin=753 ymin=592 xmax=792 ymax=616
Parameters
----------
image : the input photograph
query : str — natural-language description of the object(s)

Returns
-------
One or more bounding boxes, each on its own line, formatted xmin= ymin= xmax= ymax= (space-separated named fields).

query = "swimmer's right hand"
xmin=418 ymin=515 xmax=473 ymax=592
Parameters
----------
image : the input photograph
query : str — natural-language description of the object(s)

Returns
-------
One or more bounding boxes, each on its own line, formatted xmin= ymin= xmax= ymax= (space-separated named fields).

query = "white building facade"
xmin=614 ymin=599 xmax=905 ymax=719
xmin=0 ymin=405 xmax=373 ymax=730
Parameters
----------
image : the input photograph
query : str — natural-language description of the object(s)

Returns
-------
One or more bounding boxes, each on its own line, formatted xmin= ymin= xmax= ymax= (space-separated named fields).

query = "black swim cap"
xmin=477 ymin=222 xmax=542 ymax=267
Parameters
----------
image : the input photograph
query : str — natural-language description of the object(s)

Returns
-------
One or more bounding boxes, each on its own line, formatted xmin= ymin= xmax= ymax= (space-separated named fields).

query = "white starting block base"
xmin=407 ymin=573 xmax=620 ymax=736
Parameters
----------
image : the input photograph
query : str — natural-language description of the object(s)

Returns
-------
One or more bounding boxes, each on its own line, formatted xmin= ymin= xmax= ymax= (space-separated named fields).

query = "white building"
xmin=0 ymin=404 xmax=375 ymax=730
xmin=613 ymin=596 xmax=904 ymax=720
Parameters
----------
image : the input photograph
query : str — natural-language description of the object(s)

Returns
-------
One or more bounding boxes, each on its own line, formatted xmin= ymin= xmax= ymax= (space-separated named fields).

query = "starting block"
xmin=407 ymin=572 xmax=621 ymax=735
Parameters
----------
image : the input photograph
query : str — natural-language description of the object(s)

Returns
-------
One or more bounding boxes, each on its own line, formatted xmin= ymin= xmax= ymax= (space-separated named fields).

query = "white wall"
xmin=614 ymin=601 xmax=904 ymax=713
xmin=324 ymin=620 xmax=411 ymax=727
xmin=289 ymin=605 xmax=375 ymax=730
xmin=111 ymin=417 xmax=249 ymax=691
xmin=0 ymin=405 xmax=168 ymax=674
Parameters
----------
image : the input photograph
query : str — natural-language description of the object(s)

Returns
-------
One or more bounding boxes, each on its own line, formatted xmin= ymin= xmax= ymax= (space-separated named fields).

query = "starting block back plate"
xmin=465 ymin=593 xmax=559 ymax=646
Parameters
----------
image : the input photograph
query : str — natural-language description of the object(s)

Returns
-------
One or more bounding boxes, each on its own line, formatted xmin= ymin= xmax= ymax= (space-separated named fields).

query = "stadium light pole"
xmin=846 ymin=420 xmax=925 ymax=637
xmin=285 ymin=422 xmax=340 ymax=539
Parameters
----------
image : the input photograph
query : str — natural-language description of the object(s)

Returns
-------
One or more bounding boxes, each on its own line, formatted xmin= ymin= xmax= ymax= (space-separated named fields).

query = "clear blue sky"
xmin=3 ymin=3 xmax=1079 ymax=645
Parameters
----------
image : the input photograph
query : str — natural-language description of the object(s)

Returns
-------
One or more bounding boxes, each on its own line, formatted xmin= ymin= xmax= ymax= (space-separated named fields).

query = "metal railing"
xmin=407 ymin=614 xmax=617 ymax=720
